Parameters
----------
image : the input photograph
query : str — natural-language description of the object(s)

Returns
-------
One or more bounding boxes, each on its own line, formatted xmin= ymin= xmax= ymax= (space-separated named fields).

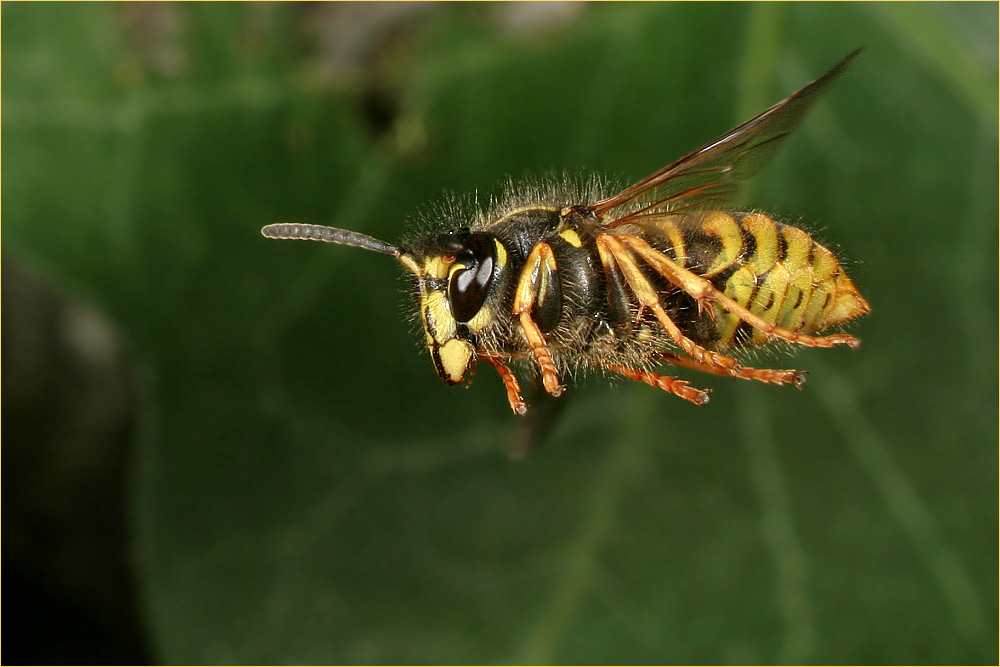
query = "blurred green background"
xmin=3 ymin=2 xmax=997 ymax=664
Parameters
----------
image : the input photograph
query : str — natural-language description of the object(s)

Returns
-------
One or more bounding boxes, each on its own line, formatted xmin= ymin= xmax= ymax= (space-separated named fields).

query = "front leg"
xmin=512 ymin=242 xmax=564 ymax=397
xmin=481 ymin=354 xmax=528 ymax=415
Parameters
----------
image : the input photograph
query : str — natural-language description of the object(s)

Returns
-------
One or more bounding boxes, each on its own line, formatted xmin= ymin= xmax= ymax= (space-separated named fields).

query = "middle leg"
xmin=604 ymin=363 xmax=711 ymax=406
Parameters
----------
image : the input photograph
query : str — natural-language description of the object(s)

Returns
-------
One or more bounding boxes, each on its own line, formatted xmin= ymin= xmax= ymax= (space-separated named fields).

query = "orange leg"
xmin=657 ymin=352 xmax=807 ymax=388
xmin=604 ymin=363 xmax=710 ymax=406
xmin=481 ymin=354 xmax=528 ymax=415
xmin=620 ymin=234 xmax=860 ymax=350
xmin=596 ymin=234 xmax=741 ymax=373
xmin=513 ymin=242 xmax=564 ymax=397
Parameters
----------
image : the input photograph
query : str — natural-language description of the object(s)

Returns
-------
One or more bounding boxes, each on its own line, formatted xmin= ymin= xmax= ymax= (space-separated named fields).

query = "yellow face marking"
xmin=423 ymin=256 xmax=453 ymax=280
xmin=558 ymin=229 xmax=583 ymax=248
xmin=422 ymin=290 xmax=456 ymax=342
xmin=494 ymin=239 xmax=508 ymax=269
xmin=446 ymin=263 xmax=467 ymax=287
xmin=398 ymin=253 xmax=421 ymax=276
xmin=467 ymin=305 xmax=492 ymax=333
xmin=437 ymin=338 xmax=474 ymax=384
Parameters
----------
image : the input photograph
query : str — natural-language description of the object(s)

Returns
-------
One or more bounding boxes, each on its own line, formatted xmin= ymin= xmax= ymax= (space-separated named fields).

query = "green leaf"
xmin=5 ymin=2 xmax=996 ymax=663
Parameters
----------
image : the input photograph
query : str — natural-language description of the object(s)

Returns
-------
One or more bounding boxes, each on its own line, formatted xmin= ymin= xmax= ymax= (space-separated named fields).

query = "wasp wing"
xmin=593 ymin=49 xmax=861 ymax=224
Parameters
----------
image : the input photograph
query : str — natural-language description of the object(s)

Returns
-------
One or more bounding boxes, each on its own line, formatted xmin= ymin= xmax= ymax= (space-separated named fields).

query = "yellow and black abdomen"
xmin=647 ymin=211 xmax=870 ymax=351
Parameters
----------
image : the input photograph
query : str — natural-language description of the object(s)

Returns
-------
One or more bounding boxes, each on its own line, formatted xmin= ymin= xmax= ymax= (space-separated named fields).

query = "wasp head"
xmin=398 ymin=226 xmax=507 ymax=386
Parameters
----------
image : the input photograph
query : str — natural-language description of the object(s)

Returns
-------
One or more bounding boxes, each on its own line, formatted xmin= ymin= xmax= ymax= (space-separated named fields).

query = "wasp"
xmin=263 ymin=50 xmax=869 ymax=416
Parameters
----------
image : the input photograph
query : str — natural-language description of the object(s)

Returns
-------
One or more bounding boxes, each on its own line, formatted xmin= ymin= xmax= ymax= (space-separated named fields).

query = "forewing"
xmin=593 ymin=50 xmax=861 ymax=224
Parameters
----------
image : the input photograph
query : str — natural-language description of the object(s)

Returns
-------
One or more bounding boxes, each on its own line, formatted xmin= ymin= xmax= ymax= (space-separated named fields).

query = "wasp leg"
xmin=620 ymin=234 xmax=861 ymax=350
xmin=656 ymin=351 xmax=807 ymax=388
xmin=603 ymin=363 xmax=710 ymax=406
xmin=481 ymin=354 xmax=529 ymax=415
xmin=596 ymin=234 xmax=742 ymax=374
xmin=512 ymin=242 xmax=564 ymax=397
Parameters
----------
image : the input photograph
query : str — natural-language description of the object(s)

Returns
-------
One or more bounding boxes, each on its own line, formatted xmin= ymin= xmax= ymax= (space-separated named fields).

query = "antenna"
xmin=261 ymin=223 xmax=399 ymax=256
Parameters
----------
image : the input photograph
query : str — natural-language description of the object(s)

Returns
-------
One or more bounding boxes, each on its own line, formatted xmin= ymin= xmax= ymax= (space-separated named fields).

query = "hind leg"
xmin=656 ymin=352 xmax=807 ymax=388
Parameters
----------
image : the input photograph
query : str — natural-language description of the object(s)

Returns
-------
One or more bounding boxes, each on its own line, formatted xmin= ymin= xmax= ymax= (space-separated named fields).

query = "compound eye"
xmin=448 ymin=233 xmax=496 ymax=323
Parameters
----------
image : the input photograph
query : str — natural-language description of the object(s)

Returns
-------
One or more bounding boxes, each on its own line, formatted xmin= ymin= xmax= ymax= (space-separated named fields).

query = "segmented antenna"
xmin=261 ymin=223 xmax=399 ymax=255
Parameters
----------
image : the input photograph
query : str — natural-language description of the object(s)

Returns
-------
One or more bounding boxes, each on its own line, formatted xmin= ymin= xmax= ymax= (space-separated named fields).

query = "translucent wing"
xmin=592 ymin=50 xmax=861 ymax=225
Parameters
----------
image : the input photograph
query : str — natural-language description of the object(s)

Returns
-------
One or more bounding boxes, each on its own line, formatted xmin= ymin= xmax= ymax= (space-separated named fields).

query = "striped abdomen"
xmin=644 ymin=211 xmax=870 ymax=351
